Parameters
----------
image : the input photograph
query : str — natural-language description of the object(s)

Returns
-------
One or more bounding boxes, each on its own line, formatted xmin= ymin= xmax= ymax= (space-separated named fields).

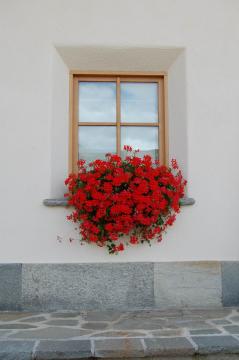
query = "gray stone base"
xmin=0 ymin=262 xmax=238 ymax=311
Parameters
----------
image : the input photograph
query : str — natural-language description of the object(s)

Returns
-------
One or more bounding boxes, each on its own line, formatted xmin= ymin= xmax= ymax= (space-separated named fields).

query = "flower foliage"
xmin=64 ymin=146 xmax=187 ymax=254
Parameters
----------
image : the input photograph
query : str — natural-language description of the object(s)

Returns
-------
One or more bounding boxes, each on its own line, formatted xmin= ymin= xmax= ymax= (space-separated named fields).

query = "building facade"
xmin=0 ymin=0 xmax=239 ymax=310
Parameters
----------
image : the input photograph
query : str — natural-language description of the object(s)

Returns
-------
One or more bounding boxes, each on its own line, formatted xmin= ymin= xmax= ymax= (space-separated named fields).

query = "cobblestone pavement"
xmin=1 ymin=308 xmax=239 ymax=358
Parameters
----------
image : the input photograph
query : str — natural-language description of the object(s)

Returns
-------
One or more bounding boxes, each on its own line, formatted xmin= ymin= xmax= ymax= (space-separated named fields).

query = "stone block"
xmin=20 ymin=316 xmax=47 ymax=323
xmin=192 ymin=335 xmax=239 ymax=354
xmin=90 ymin=330 xmax=146 ymax=338
xmin=168 ymin=320 xmax=210 ymax=330
xmin=113 ymin=317 xmax=166 ymax=330
xmin=0 ymin=312 xmax=33 ymax=321
xmin=0 ymin=324 xmax=37 ymax=329
xmin=154 ymin=262 xmax=222 ymax=308
xmin=22 ymin=263 xmax=154 ymax=311
xmin=222 ymin=262 xmax=239 ymax=306
xmin=34 ymin=340 xmax=92 ymax=359
xmin=151 ymin=329 xmax=183 ymax=337
xmin=183 ymin=308 xmax=231 ymax=318
xmin=0 ymin=340 xmax=35 ymax=360
xmin=51 ymin=312 xmax=81 ymax=318
xmin=0 ymin=264 xmax=22 ymax=310
xmin=211 ymin=319 xmax=231 ymax=325
xmin=94 ymin=338 xmax=144 ymax=357
xmin=144 ymin=337 xmax=195 ymax=356
xmin=82 ymin=310 xmax=121 ymax=322
xmin=81 ymin=322 xmax=108 ymax=330
xmin=223 ymin=325 xmax=239 ymax=334
xmin=45 ymin=320 xmax=79 ymax=326
xmin=0 ymin=330 xmax=11 ymax=337
xmin=9 ymin=327 xmax=91 ymax=339
xmin=190 ymin=328 xmax=221 ymax=335
xmin=229 ymin=316 xmax=239 ymax=322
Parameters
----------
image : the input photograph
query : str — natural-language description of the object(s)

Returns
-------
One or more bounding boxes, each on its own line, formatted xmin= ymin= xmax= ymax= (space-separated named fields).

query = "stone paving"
xmin=1 ymin=308 xmax=239 ymax=358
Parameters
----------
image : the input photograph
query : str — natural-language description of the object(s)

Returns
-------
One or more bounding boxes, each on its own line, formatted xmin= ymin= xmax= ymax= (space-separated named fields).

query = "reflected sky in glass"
xmin=79 ymin=82 xmax=116 ymax=122
xmin=78 ymin=126 xmax=116 ymax=162
xmin=121 ymin=83 xmax=158 ymax=123
xmin=121 ymin=126 xmax=159 ymax=159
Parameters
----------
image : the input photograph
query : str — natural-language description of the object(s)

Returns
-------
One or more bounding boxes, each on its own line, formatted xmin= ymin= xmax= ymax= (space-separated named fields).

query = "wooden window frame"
xmin=69 ymin=71 xmax=168 ymax=174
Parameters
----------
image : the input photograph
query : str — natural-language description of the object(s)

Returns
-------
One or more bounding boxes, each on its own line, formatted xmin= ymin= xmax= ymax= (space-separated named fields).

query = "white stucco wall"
xmin=0 ymin=0 xmax=239 ymax=263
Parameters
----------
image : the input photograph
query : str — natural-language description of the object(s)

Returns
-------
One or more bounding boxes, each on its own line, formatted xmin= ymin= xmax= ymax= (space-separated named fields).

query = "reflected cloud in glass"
xmin=121 ymin=82 xmax=158 ymax=123
xmin=78 ymin=126 xmax=116 ymax=162
xmin=79 ymin=82 xmax=116 ymax=122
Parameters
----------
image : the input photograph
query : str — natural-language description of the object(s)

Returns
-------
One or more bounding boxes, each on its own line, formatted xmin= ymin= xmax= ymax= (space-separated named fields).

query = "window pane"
xmin=79 ymin=82 xmax=116 ymax=122
xmin=78 ymin=126 xmax=116 ymax=162
xmin=121 ymin=126 xmax=159 ymax=159
xmin=121 ymin=82 xmax=158 ymax=123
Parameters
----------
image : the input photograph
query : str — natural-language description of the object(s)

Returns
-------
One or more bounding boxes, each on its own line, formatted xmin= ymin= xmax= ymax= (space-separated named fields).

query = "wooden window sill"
xmin=43 ymin=197 xmax=195 ymax=207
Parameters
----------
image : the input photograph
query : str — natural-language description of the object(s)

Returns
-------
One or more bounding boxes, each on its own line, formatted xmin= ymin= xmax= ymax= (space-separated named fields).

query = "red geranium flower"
xmin=65 ymin=146 xmax=186 ymax=254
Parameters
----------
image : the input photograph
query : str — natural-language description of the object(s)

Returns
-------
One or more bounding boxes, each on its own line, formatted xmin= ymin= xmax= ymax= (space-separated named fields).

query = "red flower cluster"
xmin=65 ymin=146 xmax=186 ymax=254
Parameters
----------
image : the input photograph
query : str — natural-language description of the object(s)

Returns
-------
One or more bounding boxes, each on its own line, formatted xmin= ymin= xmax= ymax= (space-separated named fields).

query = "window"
xmin=69 ymin=72 xmax=168 ymax=173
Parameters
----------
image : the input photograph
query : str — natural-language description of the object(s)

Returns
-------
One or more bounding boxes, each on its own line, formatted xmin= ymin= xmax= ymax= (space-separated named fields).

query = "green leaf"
xmin=157 ymin=216 xmax=164 ymax=225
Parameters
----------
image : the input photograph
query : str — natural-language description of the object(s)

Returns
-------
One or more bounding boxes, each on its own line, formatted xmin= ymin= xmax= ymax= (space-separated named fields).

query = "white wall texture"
xmin=0 ymin=0 xmax=239 ymax=263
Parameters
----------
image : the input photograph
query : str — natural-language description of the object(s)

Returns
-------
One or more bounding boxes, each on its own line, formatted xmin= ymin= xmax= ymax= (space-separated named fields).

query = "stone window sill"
xmin=43 ymin=197 xmax=195 ymax=207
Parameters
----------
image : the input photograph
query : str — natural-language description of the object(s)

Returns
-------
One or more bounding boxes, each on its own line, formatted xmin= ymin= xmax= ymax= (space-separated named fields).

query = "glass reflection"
xmin=79 ymin=82 xmax=116 ymax=122
xmin=121 ymin=82 xmax=158 ymax=123
xmin=78 ymin=126 xmax=116 ymax=162
xmin=121 ymin=126 xmax=159 ymax=159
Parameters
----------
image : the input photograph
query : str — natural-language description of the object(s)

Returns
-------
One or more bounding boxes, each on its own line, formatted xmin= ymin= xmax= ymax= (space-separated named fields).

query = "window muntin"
xmin=70 ymin=74 xmax=167 ymax=173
